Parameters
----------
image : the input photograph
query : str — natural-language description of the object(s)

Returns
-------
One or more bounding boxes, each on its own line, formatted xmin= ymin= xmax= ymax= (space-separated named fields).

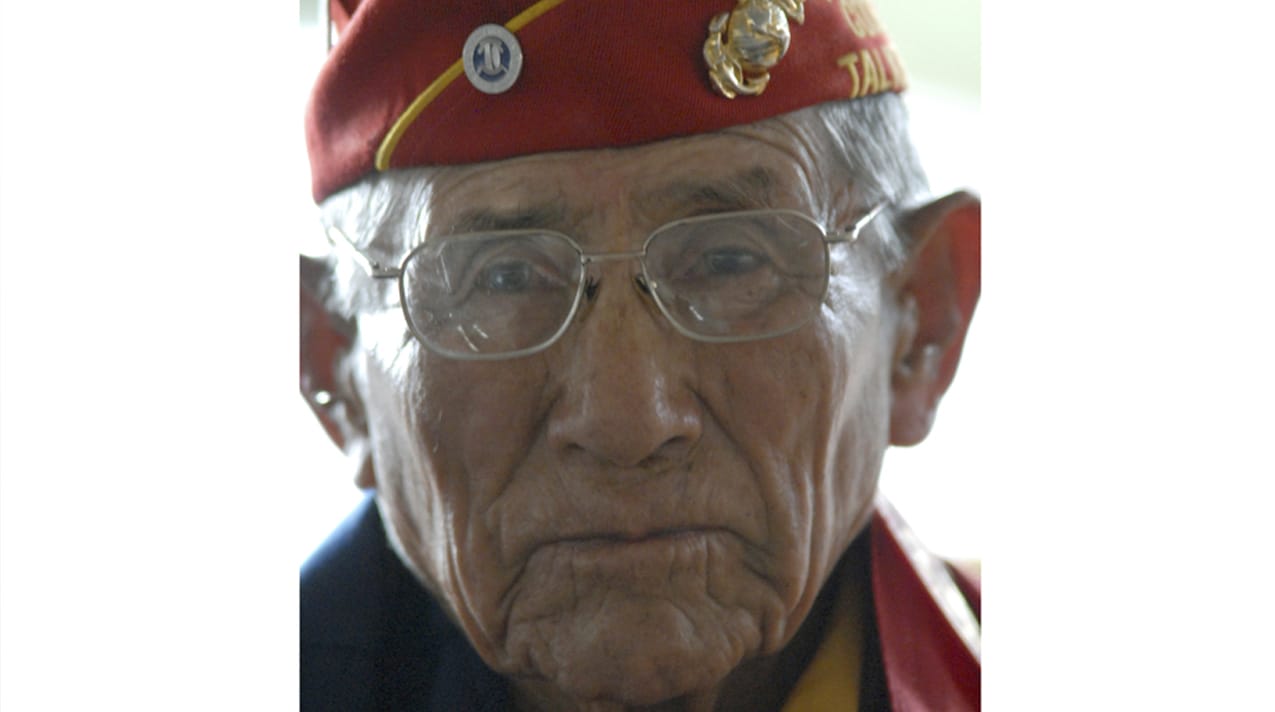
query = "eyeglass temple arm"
xmin=324 ymin=225 xmax=401 ymax=279
xmin=826 ymin=201 xmax=888 ymax=244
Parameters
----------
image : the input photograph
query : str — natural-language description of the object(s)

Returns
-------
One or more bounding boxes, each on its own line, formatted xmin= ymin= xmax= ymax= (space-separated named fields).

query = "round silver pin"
xmin=462 ymin=24 xmax=523 ymax=95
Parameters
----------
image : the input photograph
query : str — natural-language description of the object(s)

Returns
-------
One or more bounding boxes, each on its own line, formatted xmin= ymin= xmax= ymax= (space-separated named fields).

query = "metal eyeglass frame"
xmin=324 ymin=201 xmax=888 ymax=360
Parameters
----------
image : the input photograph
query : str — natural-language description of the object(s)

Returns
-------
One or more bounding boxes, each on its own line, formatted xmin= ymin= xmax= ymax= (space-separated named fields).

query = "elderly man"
xmin=299 ymin=0 xmax=981 ymax=709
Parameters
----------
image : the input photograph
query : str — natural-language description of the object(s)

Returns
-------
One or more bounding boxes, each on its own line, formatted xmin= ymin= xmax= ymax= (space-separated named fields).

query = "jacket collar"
xmin=870 ymin=497 xmax=981 ymax=711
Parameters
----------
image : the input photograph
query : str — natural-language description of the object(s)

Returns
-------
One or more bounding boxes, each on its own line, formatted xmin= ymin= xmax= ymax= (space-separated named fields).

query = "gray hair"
xmin=311 ymin=92 xmax=930 ymax=319
xmin=812 ymin=92 xmax=931 ymax=216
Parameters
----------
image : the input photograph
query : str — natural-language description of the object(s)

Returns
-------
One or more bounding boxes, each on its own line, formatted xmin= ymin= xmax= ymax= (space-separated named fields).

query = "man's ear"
xmin=889 ymin=191 xmax=981 ymax=446
xmin=300 ymin=255 xmax=375 ymax=489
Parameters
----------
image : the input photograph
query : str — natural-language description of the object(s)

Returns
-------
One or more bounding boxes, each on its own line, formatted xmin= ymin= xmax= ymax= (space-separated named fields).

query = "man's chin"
xmin=499 ymin=596 xmax=764 ymax=707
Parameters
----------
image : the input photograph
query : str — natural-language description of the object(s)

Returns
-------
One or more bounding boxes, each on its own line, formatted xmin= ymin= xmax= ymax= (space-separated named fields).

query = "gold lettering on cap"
xmin=871 ymin=47 xmax=889 ymax=91
xmin=836 ymin=51 xmax=862 ymax=97
xmin=879 ymin=43 xmax=907 ymax=90
xmin=877 ymin=46 xmax=900 ymax=91
xmin=837 ymin=45 xmax=906 ymax=98
xmin=860 ymin=47 xmax=880 ymax=94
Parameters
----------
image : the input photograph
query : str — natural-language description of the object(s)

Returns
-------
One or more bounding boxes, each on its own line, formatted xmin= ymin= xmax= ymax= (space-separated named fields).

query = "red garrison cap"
xmin=306 ymin=0 xmax=906 ymax=203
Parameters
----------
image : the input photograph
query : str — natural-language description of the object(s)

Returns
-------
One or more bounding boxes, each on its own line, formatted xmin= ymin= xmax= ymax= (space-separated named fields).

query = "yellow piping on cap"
xmin=503 ymin=0 xmax=568 ymax=32
xmin=374 ymin=0 xmax=570 ymax=171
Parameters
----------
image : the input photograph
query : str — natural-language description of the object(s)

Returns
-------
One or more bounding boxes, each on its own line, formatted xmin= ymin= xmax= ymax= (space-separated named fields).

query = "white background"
xmin=4 ymin=1 xmax=1275 ymax=709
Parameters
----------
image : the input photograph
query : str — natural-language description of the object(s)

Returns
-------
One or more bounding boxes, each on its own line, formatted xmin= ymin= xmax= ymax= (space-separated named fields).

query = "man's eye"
xmin=478 ymin=259 xmax=534 ymax=292
xmin=702 ymin=247 xmax=765 ymax=277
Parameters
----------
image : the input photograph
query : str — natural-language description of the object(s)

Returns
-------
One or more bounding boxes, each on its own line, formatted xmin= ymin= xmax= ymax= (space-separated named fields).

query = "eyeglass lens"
xmin=400 ymin=211 xmax=831 ymax=358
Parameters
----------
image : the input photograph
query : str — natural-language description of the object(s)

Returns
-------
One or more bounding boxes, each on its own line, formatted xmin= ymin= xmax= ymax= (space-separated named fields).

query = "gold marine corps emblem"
xmin=704 ymin=0 xmax=806 ymax=98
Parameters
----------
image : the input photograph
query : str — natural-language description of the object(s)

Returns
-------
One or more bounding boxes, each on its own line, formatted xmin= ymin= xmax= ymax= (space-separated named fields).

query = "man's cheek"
xmin=714 ymin=343 xmax=827 ymax=453
xmin=412 ymin=362 xmax=554 ymax=590
xmin=421 ymin=360 xmax=548 ymax=467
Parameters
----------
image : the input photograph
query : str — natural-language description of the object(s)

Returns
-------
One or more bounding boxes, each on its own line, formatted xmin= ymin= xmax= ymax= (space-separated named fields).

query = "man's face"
xmin=349 ymin=119 xmax=901 ymax=706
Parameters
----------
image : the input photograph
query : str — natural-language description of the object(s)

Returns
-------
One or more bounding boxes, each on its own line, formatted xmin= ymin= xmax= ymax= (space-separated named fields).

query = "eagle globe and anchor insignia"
xmin=704 ymin=0 xmax=806 ymax=99
xmin=463 ymin=24 xmax=524 ymax=94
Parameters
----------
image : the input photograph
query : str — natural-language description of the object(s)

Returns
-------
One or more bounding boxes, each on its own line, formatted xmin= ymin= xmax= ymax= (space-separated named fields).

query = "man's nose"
xmin=547 ymin=273 xmax=703 ymax=470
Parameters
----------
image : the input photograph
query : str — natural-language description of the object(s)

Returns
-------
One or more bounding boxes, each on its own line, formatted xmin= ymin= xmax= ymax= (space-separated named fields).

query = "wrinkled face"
xmin=348 ymin=121 xmax=901 ymax=706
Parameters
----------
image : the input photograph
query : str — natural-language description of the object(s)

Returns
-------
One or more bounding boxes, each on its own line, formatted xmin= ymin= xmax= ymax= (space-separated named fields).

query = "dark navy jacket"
xmin=301 ymin=498 xmax=513 ymax=711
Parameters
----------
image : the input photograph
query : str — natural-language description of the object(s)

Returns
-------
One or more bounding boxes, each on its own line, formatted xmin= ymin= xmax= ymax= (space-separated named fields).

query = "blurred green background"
xmin=877 ymin=0 xmax=980 ymax=99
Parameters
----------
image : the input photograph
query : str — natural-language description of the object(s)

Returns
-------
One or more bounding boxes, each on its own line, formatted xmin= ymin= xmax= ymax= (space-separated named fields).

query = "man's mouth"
xmin=541 ymin=528 xmax=730 ymax=573
xmin=564 ymin=527 xmax=715 ymax=545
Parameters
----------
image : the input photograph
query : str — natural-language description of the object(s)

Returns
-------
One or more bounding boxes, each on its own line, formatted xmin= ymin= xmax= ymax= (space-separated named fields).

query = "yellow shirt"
xmin=780 ymin=568 xmax=866 ymax=712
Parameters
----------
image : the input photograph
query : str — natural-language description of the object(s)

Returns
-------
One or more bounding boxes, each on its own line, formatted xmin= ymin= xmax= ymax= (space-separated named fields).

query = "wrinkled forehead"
xmin=440 ymin=134 xmax=819 ymax=230
xmin=338 ymin=116 xmax=851 ymax=253
xmin=320 ymin=109 xmax=864 ymax=259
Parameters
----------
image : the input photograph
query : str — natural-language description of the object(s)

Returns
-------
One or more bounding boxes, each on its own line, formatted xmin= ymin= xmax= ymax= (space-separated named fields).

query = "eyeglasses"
xmin=326 ymin=203 xmax=887 ymax=360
